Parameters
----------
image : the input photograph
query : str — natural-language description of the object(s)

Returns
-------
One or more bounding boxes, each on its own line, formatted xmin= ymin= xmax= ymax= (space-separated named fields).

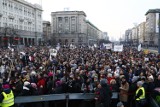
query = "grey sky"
xmin=27 ymin=0 xmax=160 ymax=40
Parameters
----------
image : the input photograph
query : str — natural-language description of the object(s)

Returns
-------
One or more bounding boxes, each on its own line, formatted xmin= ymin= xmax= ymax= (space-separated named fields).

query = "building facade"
xmin=131 ymin=27 xmax=138 ymax=45
xmin=51 ymin=11 xmax=100 ymax=46
xmin=43 ymin=21 xmax=51 ymax=44
xmin=0 ymin=0 xmax=43 ymax=47
xmin=145 ymin=9 xmax=160 ymax=46
xmin=102 ymin=32 xmax=109 ymax=40
xmin=138 ymin=22 xmax=146 ymax=44
xmin=86 ymin=20 xmax=101 ymax=45
xmin=125 ymin=29 xmax=132 ymax=43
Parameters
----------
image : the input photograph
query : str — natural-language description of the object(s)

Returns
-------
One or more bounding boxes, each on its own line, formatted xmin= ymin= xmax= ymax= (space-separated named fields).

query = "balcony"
xmin=28 ymin=20 xmax=32 ymax=24
xmin=8 ymin=15 xmax=14 ymax=19
xmin=19 ymin=18 xmax=24 ymax=22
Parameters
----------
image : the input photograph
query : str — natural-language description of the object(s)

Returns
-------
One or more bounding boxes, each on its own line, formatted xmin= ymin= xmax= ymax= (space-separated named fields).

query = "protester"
xmin=119 ymin=76 xmax=129 ymax=107
xmin=0 ymin=84 xmax=14 ymax=107
xmin=0 ymin=45 xmax=159 ymax=107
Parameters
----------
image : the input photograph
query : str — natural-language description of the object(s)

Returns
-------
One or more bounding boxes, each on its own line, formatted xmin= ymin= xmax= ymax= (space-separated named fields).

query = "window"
xmin=72 ymin=39 xmax=75 ymax=42
xmin=65 ymin=17 xmax=68 ymax=23
xmin=71 ymin=16 xmax=75 ymax=24
xmin=58 ymin=17 xmax=62 ymax=22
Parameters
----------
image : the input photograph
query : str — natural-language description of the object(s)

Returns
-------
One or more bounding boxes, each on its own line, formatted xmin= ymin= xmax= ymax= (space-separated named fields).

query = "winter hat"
xmin=21 ymin=70 xmax=27 ymax=75
xmin=141 ymin=76 xmax=146 ymax=81
xmin=24 ymin=81 xmax=30 ymax=86
xmin=2 ymin=84 xmax=10 ymax=89
xmin=132 ymin=76 xmax=139 ymax=83
xmin=114 ymin=73 xmax=119 ymax=78
xmin=110 ymin=79 xmax=116 ymax=84
xmin=100 ymin=79 xmax=108 ymax=85
xmin=31 ymin=83 xmax=37 ymax=89
xmin=31 ymin=71 xmax=36 ymax=76
xmin=137 ymin=81 xmax=143 ymax=86
xmin=148 ymin=75 xmax=154 ymax=80
xmin=117 ymin=102 xmax=124 ymax=107
xmin=56 ymin=81 xmax=61 ymax=87
xmin=48 ymin=72 xmax=53 ymax=77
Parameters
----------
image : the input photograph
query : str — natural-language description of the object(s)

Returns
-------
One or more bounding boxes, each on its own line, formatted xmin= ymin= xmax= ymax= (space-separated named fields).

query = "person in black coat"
xmin=18 ymin=81 xmax=32 ymax=107
xmin=19 ymin=81 xmax=32 ymax=96
xmin=155 ymin=75 xmax=160 ymax=88
xmin=98 ymin=79 xmax=112 ymax=107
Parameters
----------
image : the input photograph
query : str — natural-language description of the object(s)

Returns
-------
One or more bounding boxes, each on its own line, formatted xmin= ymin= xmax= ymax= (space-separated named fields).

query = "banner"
xmin=114 ymin=45 xmax=123 ymax=52
xmin=138 ymin=44 xmax=141 ymax=51
xmin=103 ymin=43 xmax=112 ymax=49
xmin=49 ymin=49 xmax=57 ymax=57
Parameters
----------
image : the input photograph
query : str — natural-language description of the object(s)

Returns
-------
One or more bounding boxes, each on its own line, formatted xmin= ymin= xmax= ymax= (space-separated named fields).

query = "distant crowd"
xmin=0 ymin=46 xmax=160 ymax=107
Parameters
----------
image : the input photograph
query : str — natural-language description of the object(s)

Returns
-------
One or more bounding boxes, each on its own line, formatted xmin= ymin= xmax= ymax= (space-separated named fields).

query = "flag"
xmin=138 ymin=44 xmax=141 ymax=51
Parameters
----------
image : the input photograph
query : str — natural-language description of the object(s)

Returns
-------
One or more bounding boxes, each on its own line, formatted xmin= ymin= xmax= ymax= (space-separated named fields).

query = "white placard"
xmin=104 ymin=43 xmax=112 ymax=49
xmin=94 ymin=44 xmax=97 ymax=48
xmin=114 ymin=45 xmax=123 ymax=52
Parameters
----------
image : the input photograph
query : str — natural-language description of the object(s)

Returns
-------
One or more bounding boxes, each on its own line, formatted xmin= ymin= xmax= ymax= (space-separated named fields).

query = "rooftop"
xmin=86 ymin=20 xmax=100 ymax=31
xmin=51 ymin=11 xmax=86 ymax=17
xmin=14 ymin=0 xmax=42 ymax=11
xmin=145 ymin=9 xmax=160 ymax=15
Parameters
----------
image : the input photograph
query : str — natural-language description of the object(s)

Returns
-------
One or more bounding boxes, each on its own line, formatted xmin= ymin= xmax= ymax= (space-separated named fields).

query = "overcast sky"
xmin=27 ymin=0 xmax=160 ymax=40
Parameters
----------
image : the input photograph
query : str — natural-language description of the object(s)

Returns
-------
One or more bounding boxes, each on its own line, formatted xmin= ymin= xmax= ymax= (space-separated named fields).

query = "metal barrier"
xmin=15 ymin=92 xmax=119 ymax=103
xmin=15 ymin=93 xmax=97 ymax=107
xmin=14 ymin=92 xmax=159 ymax=107
xmin=149 ymin=97 xmax=159 ymax=107
xmin=15 ymin=94 xmax=66 ymax=103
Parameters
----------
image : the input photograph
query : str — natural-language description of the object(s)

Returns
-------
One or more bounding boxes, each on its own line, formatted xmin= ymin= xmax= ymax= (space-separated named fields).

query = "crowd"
xmin=0 ymin=46 xmax=159 ymax=107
